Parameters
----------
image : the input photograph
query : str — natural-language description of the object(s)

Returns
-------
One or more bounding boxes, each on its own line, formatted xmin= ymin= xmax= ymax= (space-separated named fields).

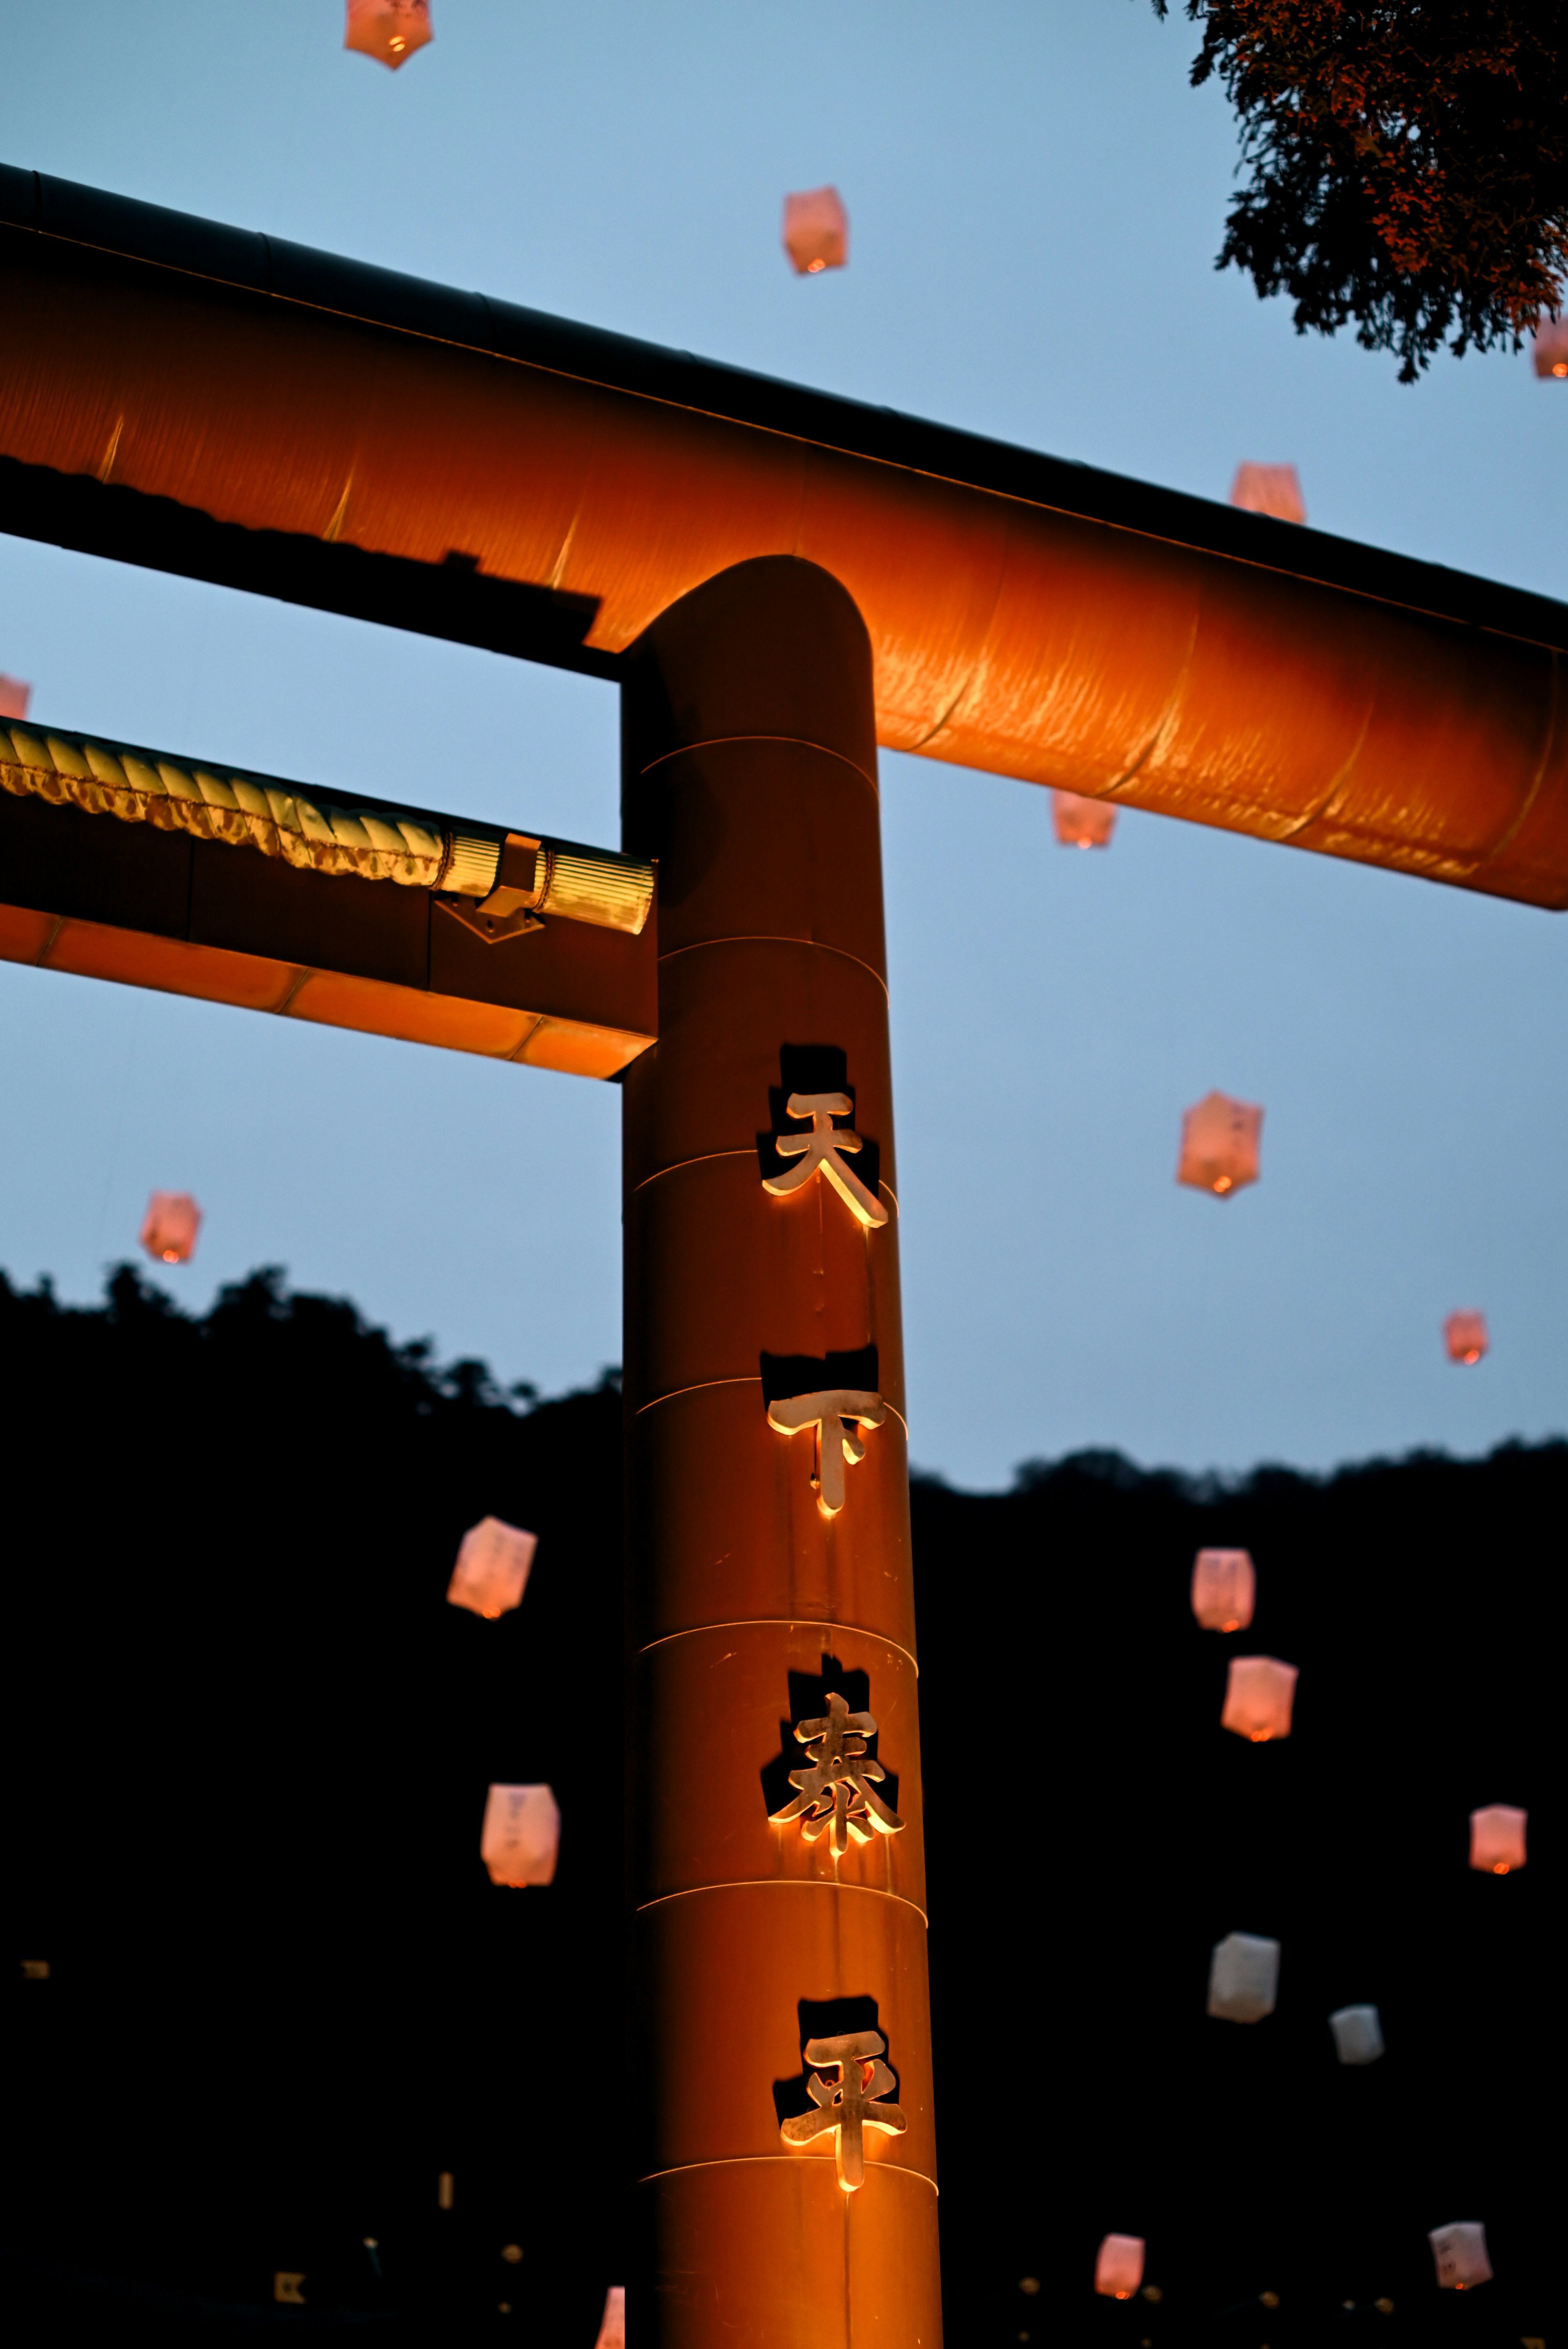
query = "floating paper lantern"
xmin=593 ymin=2287 xmax=626 ymax=2349
xmin=445 ymin=1516 xmax=537 ymax=1620
xmin=1207 ymin=1930 xmax=1280 ymax=2024
xmin=139 ymin=1191 xmax=201 ymax=1266
xmin=1469 ymin=1803 xmax=1526 ymax=1874
xmin=1177 ymin=1092 xmax=1262 ymax=1196
xmin=1094 ymin=2235 xmax=1146 ymax=2299
xmin=784 ymin=187 xmax=848 ymax=276
xmin=1191 ymin=1548 xmax=1255 ymax=1633
xmin=344 ymin=0 xmax=431 ymax=67
xmin=0 ymin=675 xmax=30 ymax=720
xmin=1053 ymin=790 xmax=1116 ymax=849
xmin=1533 ymin=316 xmax=1568 ymax=378
xmin=1328 ymin=2004 xmax=1385 ymax=2066
xmin=1429 ymin=2221 xmax=1492 ymax=2291
xmin=1443 ymin=1310 xmax=1488 ymax=1365
xmin=1221 ymin=1654 xmax=1297 ymax=1743
xmin=481 ymin=1783 xmax=560 ymax=1888
xmin=1230 ymin=463 xmax=1306 ymax=524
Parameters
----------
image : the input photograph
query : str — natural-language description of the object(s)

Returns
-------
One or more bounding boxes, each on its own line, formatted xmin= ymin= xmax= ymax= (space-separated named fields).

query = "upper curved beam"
xmin=2 ymin=164 xmax=1567 ymax=908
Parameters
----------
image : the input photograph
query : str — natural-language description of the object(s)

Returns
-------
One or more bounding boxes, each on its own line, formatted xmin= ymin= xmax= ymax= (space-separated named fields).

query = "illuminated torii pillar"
xmin=621 ymin=557 xmax=940 ymax=2345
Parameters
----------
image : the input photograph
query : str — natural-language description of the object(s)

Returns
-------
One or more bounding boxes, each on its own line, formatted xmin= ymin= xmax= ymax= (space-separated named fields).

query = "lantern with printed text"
xmin=593 ymin=2286 xmax=626 ymax=2349
xmin=1177 ymin=1092 xmax=1262 ymax=1196
xmin=1053 ymin=790 xmax=1116 ymax=849
xmin=1191 ymin=1548 xmax=1255 ymax=1632
xmin=1221 ymin=1654 xmax=1297 ymax=1742
xmin=1329 ymin=2004 xmax=1385 ymax=2066
xmin=480 ymin=1784 xmax=559 ymax=1888
xmin=1533 ymin=316 xmax=1568 ymax=378
xmin=1444 ymin=1310 xmax=1488 ymax=1365
xmin=1094 ymin=2235 xmax=1146 ymax=2300
xmin=1230 ymin=463 xmax=1306 ymax=524
xmin=1429 ymin=2221 xmax=1492 ymax=2291
xmin=139 ymin=1191 xmax=201 ymax=1266
xmin=783 ymin=187 xmax=848 ymax=276
xmin=445 ymin=1516 xmax=537 ymax=1620
xmin=344 ymin=0 xmax=431 ymax=67
xmin=0 ymin=675 xmax=30 ymax=720
xmin=1207 ymin=1930 xmax=1280 ymax=2024
xmin=1469 ymin=1803 xmax=1526 ymax=1874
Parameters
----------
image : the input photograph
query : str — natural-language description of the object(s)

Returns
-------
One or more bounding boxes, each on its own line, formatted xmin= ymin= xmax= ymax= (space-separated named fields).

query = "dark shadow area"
xmin=771 ymin=1995 xmax=887 ymax=2126
xmin=755 ymin=1044 xmax=880 ymax=1197
xmin=757 ymin=1346 xmax=879 ymax=1406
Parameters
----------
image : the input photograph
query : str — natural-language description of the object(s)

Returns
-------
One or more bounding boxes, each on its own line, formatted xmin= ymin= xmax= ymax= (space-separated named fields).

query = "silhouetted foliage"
xmin=1154 ymin=2 xmax=1568 ymax=379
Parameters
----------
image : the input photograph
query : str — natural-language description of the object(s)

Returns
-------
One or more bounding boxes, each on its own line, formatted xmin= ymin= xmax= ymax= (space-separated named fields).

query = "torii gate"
xmin=4 ymin=163 xmax=1566 ymax=2348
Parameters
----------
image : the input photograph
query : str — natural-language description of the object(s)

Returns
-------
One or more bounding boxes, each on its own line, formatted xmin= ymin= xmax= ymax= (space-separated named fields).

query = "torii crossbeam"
xmin=4 ymin=164 xmax=1565 ymax=2349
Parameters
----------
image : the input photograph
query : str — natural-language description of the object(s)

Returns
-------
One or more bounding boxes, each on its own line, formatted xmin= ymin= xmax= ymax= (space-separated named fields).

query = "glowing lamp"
xmin=480 ymin=1784 xmax=560 ymax=1888
xmin=1230 ymin=463 xmax=1306 ymax=524
xmin=1429 ymin=2220 xmax=1491 ymax=2291
xmin=139 ymin=1190 xmax=201 ymax=1266
xmin=0 ymin=676 xmax=31 ymax=720
xmin=344 ymin=0 xmax=431 ymax=67
xmin=1221 ymin=1654 xmax=1297 ymax=1743
xmin=1177 ymin=1091 xmax=1262 ymax=1196
xmin=1532 ymin=315 xmax=1568 ymax=377
xmin=1207 ymin=1930 xmax=1280 ymax=2024
xmin=1468 ymin=1803 xmax=1526 ymax=1874
xmin=445 ymin=1515 xmax=537 ymax=1620
xmin=1328 ymin=2004 xmax=1385 ymax=2066
xmin=1053 ymin=790 xmax=1116 ymax=849
xmin=1191 ymin=1547 xmax=1255 ymax=1633
xmin=1094 ymin=2235 xmax=1146 ymax=2299
xmin=784 ymin=187 xmax=848 ymax=276
xmin=1443 ymin=1310 xmax=1488 ymax=1365
xmin=593 ymin=2286 xmax=626 ymax=2348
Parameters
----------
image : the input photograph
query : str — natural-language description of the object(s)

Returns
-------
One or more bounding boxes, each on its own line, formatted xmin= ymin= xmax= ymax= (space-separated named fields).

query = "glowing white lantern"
xmin=1221 ymin=1655 xmax=1297 ymax=1743
xmin=481 ymin=1784 xmax=560 ymax=1888
xmin=1230 ymin=464 xmax=1306 ymax=523
xmin=783 ymin=187 xmax=848 ymax=275
xmin=1177 ymin=1091 xmax=1262 ymax=1196
xmin=0 ymin=676 xmax=30 ymax=720
xmin=445 ymin=1516 xmax=537 ymax=1620
xmin=1444 ymin=1310 xmax=1488 ymax=1365
xmin=1094 ymin=2235 xmax=1146 ymax=2299
xmin=1469 ymin=1803 xmax=1526 ymax=1874
xmin=1429 ymin=2221 xmax=1492 ymax=2290
xmin=139 ymin=1191 xmax=201 ymax=1266
xmin=344 ymin=0 xmax=431 ymax=67
xmin=1328 ymin=2004 xmax=1385 ymax=2066
xmin=1191 ymin=1548 xmax=1255 ymax=1633
xmin=1053 ymin=791 xmax=1116 ymax=849
xmin=1532 ymin=315 xmax=1568 ymax=378
xmin=593 ymin=2286 xmax=626 ymax=2348
xmin=1207 ymin=1931 xmax=1279 ymax=2024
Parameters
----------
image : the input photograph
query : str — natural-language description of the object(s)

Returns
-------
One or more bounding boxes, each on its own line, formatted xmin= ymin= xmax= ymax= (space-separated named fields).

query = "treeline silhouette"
xmin=0 ymin=1269 xmax=1553 ymax=2345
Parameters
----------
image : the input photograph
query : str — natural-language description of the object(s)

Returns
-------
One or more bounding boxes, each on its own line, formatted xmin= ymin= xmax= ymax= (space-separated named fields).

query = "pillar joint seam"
xmin=629 ymin=1152 xmax=899 ymax=1217
xmin=635 ymin=1880 xmax=929 ymax=1925
xmin=630 ymin=1380 xmax=909 ymax=1443
xmin=634 ymin=1618 xmax=919 ymax=1674
xmin=637 ymin=735 xmax=878 ymax=796
xmin=635 ymin=2155 xmax=938 ymax=2193
xmin=654 ymin=934 xmax=889 ymax=997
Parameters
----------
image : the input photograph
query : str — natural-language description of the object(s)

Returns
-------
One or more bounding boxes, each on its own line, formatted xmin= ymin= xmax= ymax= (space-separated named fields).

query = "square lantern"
xmin=1221 ymin=1655 xmax=1297 ymax=1743
xmin=1230 ymin=463 xmax=1306 ymax=524
xmin=1208 ymin=1931 xmax=1280 ymax=2023
xmin=1177 ymin=1092 xmax=1262 ymax=1196
xmin=140 ymin=1191 xmax=201 ymax=1266
xmin=1094 ymin=2235 xmax=1146 ymax=2299
xmin=593 ymin=2286 xmax=626 ymax=2349
xmin=1429 ymin=2221 xmax=1492 ymax=2291
xmin=784 ymin=187 xmax=848 ymax=275
xmin=446 ymin=1516 xmax=537 ymax=1620
xmin=1328 ymin=2004 xmax=1385 ymax=2066
xmin=1191 ymin=1548 xmax=1255 ymax=1633
xmin=1444 ymin=1310 xmax=1488 ymax=1365
xmin=344 ymin=0 xmax=432 ymax=67
xmin=1053 ymin=790 xmax=1117 ymax=849
xmin=481 ymin=1783 xmax=560 ymax=1888
xmin=1469 ymin=1803 xmax=1527 ymax=1874
xmin=0 ymin=675 xmax=30 ymax=720
xmin=1532 ymin=316 xmax=1568 ymax=378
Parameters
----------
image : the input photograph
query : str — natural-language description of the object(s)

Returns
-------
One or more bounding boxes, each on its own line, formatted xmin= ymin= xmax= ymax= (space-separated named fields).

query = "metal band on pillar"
xmin=622 ymin=557 xmax=941 ymax=2347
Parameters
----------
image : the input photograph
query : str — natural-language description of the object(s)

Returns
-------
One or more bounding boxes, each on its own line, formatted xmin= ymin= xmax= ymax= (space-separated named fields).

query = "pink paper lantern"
xmin=1094 ymin=2234 xmax=1146 ymax=2299
xmin=0 ymin=675 xmax=31 ymax=720
xmin=1444 ymin=1310 xmax=1488 ymax=1365
xmin=784 ymin=187 xmax=848 ymax=276
xmin=1230 ymin=463 xmax=1306 ymax=524
xmin=1429 ymin=2220 xmax=1492 ymax=2290
xmin=592 ymin=2287 xmax=626 ymax=2349
xmin=344 ymin=0 xmax=431 ymax=68
xmin=139 ymin=1191 xmax=201 ymax=1266
xmin=1221 ymin=1655 xmax=1297 ymax=1743
xmin=445 ymin=1516 xmax=537 ymax=1620
xmin=1191 ymin=1548 xmax=1256 ymax=1633
xmin=1177 ymin=1092 xmax=1262 ymax=1197
xmin=480 ymin=1784 xmax=560 ymax=1888
xmin=1532 ymin=315 xmax=1568 ymax=378
xmin=1052 ymin=790 xmax=1116 ymax=849
xmin=1469 ymin=1803 xmax=1526 ymax=1875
